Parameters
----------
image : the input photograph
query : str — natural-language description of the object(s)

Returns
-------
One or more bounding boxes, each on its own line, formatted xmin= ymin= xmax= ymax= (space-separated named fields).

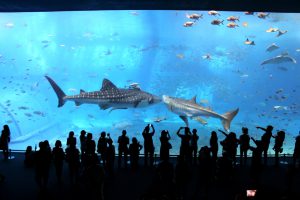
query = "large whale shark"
xmin=162 ymin=95 xmax=239 ymax=131
xmin=45 ymin=76 xmax=161 ymax=111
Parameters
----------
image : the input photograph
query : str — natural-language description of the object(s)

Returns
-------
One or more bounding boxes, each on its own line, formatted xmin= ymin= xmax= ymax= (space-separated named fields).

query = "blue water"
xmin=1 ymin=10 xmax=299 ymax=154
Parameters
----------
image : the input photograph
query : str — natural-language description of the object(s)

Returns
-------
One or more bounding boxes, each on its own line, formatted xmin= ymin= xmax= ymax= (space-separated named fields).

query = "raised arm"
xmin=256 ymin=126 xmax=267 ymax=131
xmin=177 ymin=127 xmax=183 ymax=137
xmin=218 ymin=129 xmax=228 ymax=137
xmin=251 ymin=137 xmax=259 ymax=146
xmin=150 ymin=124 xmax=155 ymax=136
xmin=167 ymin=131 xmax=171 ymax=140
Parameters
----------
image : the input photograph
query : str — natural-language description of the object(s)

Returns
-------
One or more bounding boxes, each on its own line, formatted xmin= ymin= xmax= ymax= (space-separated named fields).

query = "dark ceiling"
xmin=0 ymin=0 xmax=299 ymax=13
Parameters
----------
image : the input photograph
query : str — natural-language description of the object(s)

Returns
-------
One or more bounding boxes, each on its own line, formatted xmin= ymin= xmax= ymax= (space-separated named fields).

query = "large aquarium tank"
xmin=1 ymin=10 xmax=299 ymax=154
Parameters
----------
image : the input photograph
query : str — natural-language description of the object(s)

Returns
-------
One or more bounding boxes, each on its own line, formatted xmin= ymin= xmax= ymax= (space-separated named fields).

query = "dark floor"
xmin=1 ymin=153 xmax=300 ymax=200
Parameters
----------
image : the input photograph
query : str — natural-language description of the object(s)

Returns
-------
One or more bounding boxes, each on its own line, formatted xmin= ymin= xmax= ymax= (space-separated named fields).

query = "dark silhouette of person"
xmin=24 ymin=145 xmax=35 ymax=168
xmin=153 ymin=159 xmax=176 ymax=199
xmin=97 ymin=131 xmax=108 ymax=166
xmin=34 ymin=141 xmax=51 ymax=190
xmin=249 ymin=137 xmax=263 ymax=185
xmin=177 ymin=127 xmax=192 ymax=162
xmin=106 ymin=135 xmax=115 ymax=177
xmin=79 ymin=129 xmax=87 ymax=155
xmin=272 ymin=130 xmax=285 ymax=167
xmin=239 ymin=127 xmax=250 ymax=166
xmin=129 ymin=137 xmax=143 ymax=170
xmin=215 ymin=151 xmax=233 ymax=183
xmin=191 ymin=129 xmax=199 ymax=165
xmin=85 ymin=133 xmax=96 ymax=155
xmin=52 ymin=140 xmax=65 ymax=183
xmin=160 ymin=130 xmax=171 ymax=161
xmin=210 ymin=131 xmax=218 ymax=161
xmin=118 ymin=130 xmax=129 ymax=168
xmin=293 ymin=132 xmax=300 ymax=167
xmin=67 ymin=131 xmax=76 ymax=148
xmin=175 ymin=155 xmax=189 ymax=199
xmin=197 ymin=146 xmax=213 ymax=198
xmin=65 ymin=142 xmax=80 ymax=184
xmin=219 ymin=130 xmax=239 ymax=165
xmin=142 ymin=124 xmax=155 ymax=167
xmin=256 ymin=125 xmax=273 ymax=164
xmin=0 ymin=124 xmax=11 ymax=160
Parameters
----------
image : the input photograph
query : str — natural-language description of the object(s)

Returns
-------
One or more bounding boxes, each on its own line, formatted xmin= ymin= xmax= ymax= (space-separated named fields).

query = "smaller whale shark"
xmin=45 ymin=76 xmax=161 ymax=111
xmin=162 ymin=95 xmax=239 ymax=131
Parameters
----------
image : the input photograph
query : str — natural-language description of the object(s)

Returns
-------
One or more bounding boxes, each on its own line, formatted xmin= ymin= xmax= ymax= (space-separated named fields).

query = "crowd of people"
xmin=1 ymin=124 xmax=300 ymax=199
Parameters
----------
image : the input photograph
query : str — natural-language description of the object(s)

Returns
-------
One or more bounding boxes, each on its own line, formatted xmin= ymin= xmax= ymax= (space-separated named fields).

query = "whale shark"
xmin=162 ymin=95 xmax=239 ymax=131
xmin=261 ymin=53 xmax=296 ymax=65
xmin=45 ymin=76 xmax=161 ymax=111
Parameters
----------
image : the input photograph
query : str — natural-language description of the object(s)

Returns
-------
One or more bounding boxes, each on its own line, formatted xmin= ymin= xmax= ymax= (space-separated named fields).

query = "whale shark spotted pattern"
xmin=45 ymin=76 xmax=161 ymax=112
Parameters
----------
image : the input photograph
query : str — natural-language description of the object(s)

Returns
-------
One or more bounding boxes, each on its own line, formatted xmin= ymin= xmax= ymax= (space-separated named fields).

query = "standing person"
xmin=249 ymin=137 xmax=263 ymax=185
xmin=52 ymin=140 xmax=65 ymax=183
xmin=293 ymin=132 xmax=300 ymax=167
xmin=0 ymin=125 xmax=10 ymax=160
xmin=160 ymin=130 xmax=171 ymax=161
xmin=65 ymin=142 xmax=80 ymax=185
xmin=118 ymin=130 xmax=129 ymax=168
xmin=129 ymin=137 xmax=143 ymax=170
xmin=210 ymin=131 xmax=218 ymax=161
xmin=97 ymin=131 xmax=108 ymax=166
xmin=85 ymin=133 xmax=96 ymax=155
xmin=80 ymin=130 xmax=87 ymax=155
xmin=219 ymin=130 xmax=239 ymax=165
xmin=190 ymin=129 xmax=199 ymax=165
xmin=257 ymin=125 xmax=273 ymax=165
xmin=272 ymin=130 xmax=285 ymax=167
xmin=239 ymin=127 xmax=250 ymax=166
xmin=106 ymin=135 xmax=115 ymax=177
xmin=142 ymin=124 xmax=155 ymax=167
xmin=35 ymin=141 xmax=52 ymax=190
xmin=67 ymin=131 xmax=76 ymax=148
xmin=177 ymin=127 xmax=192 ymax=162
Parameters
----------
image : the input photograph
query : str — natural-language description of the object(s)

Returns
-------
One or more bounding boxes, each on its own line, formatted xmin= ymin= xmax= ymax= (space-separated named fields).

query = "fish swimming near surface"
xmin=45 ymin=76 xmax=161 ymax=112
xmin=261 ymin=53 xmax=297 ymax=65
xmin=266 ymin=43 xmax=279 ymax=52
xmin=162 ymin=95 xmax=239 ymax=131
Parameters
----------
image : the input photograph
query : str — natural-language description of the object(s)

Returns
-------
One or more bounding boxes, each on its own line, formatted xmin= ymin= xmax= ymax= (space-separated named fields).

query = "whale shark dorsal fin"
xmin=190 ymin=96 xmax=197 ymax=103
xmin=80 ymin=89 xmax=85 ymax=94
xmin=101 ymin=79 xmax=118 ymax=91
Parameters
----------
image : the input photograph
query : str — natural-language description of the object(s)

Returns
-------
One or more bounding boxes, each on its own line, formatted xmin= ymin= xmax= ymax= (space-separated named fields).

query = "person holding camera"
xmin=177 ymin=127 xmax=192 ymax=162
xmin=142 ymin=124 xmax=155 ymax=167
xmin=160 ymin=130 xmax=171 ymax=161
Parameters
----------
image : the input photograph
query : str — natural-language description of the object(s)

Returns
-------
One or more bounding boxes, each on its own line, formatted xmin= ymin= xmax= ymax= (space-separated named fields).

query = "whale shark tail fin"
xmin=45 ymin=76 xmax=66 ymax=107
xmin=221 ymin=108 xmax=239 ymax=132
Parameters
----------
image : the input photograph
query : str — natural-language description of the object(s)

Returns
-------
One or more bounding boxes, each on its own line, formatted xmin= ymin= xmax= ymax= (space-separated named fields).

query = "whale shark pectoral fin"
xmin=109 ymin=107 xmax=128 ymax=113
xmin=192 ymin=116 xmax=208 ymax=125
xmin=99 ymin=104 xmax=110 ymax=110
xmin=133 ymin=100 xmax=141 ymax=108
xmin=75 ymin=101 xmax=82 ymax=106
xmin=179 ymin=116 xmax=189 ymax=127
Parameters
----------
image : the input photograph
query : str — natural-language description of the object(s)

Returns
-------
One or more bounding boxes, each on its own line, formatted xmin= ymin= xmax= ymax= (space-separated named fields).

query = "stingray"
xmin=266 ymin=43 xmax=279 ymax=52
xmin=261 ymin=53 xmax=297 ymax=65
